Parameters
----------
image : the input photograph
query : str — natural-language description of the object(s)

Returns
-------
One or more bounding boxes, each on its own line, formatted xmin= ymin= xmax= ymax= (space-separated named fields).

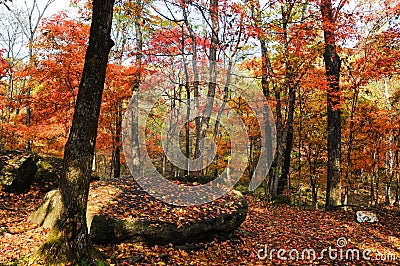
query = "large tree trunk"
xmin=35 ymin=0 xmax=115 ymax=264
xmin=320 ymin=0 xmax=342 ymax=210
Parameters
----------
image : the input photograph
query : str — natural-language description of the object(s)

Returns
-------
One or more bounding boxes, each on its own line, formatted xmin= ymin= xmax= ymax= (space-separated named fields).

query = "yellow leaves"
xmin=108 ymin=189 xmax=117 ymax=195
xmin=177 ymin=249 xmax=189 ymax=258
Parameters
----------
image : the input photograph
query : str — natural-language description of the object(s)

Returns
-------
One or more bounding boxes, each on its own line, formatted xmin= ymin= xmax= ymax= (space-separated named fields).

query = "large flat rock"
xmin=29 ymin=177 xmax=248 ymax=245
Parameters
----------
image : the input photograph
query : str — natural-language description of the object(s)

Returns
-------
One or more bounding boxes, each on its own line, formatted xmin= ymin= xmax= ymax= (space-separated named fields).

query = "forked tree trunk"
xmin=35 ymin=0 xmax=115 ymax=264
xmin=194 ymin=0 xmax=219 ymax=175
xmin=320 ymin=0 xmax=342 ymax=210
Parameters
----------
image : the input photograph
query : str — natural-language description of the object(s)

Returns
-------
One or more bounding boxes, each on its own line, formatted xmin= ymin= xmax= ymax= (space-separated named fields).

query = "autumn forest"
xmin=0 ymin=0 xmax=400 ymax=265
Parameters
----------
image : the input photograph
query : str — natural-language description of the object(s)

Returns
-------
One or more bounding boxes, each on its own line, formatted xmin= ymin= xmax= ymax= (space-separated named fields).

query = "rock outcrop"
xmin=29 ymin=177 xmax=248 ymax=245
xmin=0 ymin=151 xmax=40 ymax=193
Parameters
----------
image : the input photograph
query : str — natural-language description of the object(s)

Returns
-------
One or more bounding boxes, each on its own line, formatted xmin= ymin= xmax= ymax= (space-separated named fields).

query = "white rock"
xmin=356 ymin=211 xmax=378 ymax=223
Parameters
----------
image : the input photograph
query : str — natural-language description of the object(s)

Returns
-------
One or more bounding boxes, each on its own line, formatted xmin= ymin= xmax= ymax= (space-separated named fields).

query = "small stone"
xmin=356 ymin=211 xmax=378 ymax=223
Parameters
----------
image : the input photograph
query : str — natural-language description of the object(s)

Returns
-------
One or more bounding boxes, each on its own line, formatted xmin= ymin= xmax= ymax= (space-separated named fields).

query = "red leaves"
xmin=1 ymin=177 xmax=400 ymax=265
xmin=0 ymin=188 xmax=48 ymax=264
xmin=0 ymin=49 xmax=8 ymax=79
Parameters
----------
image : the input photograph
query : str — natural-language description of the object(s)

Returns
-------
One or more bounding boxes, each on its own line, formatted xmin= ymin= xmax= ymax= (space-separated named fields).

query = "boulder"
xmin=89 ymin=194 xmax=247 ymax=245
xmin=28 ymin=189 xmax=63 ymax=228
xmin=29 ymin=178 xmax=248 ymax=245
xmin=356 ymin=210 xmax=378 ymax=223
xmin=0 ymin=151 xmax=40 ymax=193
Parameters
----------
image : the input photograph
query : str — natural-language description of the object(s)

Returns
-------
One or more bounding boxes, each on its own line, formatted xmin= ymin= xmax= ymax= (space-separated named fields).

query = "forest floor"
xmin=1 ymin=174 xmax=400 ymax=265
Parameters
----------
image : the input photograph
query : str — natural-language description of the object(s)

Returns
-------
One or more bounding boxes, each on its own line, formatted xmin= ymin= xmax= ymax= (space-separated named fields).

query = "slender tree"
xmin=194 ymin=0 xmax=219 ymax=174
xmin=320 ymin=0 xmax=342 ymax=209
xmin=130 ymin=0 xmax=143 ymax=177
xmin=35 ymin=0 xmax=115 ymax=263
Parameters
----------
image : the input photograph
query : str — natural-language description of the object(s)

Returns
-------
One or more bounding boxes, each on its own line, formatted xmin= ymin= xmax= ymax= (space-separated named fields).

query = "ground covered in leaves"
xmin=1 ymin=175 xmax=400 ymax=265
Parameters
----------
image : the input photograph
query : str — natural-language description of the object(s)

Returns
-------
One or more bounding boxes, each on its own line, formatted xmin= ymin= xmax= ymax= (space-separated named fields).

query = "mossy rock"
xmin=0 ymin=151 xmax=40 ymax=193
xmin=35 ymin=159 xmax=57 ymax=179
xmin=273 ymin=195 xmax=291 ymax=205
xmin=89 ymin=194 xmax=247 ymax=245
xmin=30 ymin=178 xmax=248 ymax=246
xmin=28 ymin=190 xmax=63 ymax=228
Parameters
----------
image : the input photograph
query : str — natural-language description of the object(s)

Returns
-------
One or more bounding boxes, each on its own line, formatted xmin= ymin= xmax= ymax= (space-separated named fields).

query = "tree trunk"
xmin=113 ymin=104 xmax=122 ymax=179
xmin=185 ymin=81 xmax=191 ymax=177
xmin=26 ymin=38 xmax=32 ymax=152
xmin=370 ymin=173 xmax=375 ymax=207
xmin=375 ymin=174 xmax=380 ymax=207
xmin=383 ymin=78 xmax=394 ymax=206
xmin=111 ymin=16 xmax=128 ymax=180
xmin=343 ymin=88 xmax=358 ymax=207
xmin=385 ymin=174 xmax=393 ymax=205
xmin=268 ymin=5 xmax=297 ymax=200
xmin=394 ymin=172 xmax=399 ymax=206
xmin=130 ymin=0 xmax=143 ymax=177
xmin=194 ymin=0 xmax=219 ymax=175
xmin=206 ymin=56 xmax=235 ymax=176
xmin=183 ymin=3 xmax=200 ymax=170
xmin=278 ymin=125 xmax=293 ymax=196
xmin=395 ymin=148 xmax=399 ymax=206
xmin=35 ymin=0 xmax=115 ymax=264
xmin=311 ymin=179 xmax=318 ymax=209
xmin=181 ymin=23 xmax=191 ymax=177
xmin=320 ymin=0 xmax=342 ymax=210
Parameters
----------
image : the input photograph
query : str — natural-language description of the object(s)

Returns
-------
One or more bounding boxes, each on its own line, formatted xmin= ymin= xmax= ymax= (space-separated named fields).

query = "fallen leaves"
xmin=1 ymin=177 xmax=400 ymax=265
xmin=87 ymin=176 xmax=245 ymax=229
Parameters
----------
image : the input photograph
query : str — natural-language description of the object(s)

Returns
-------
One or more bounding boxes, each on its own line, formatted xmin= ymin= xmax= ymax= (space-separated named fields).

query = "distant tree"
xmin=9 ymin=0 xmax=55 ymax=151
xmin=320 ymin=0 xmax=342 ymax=210
xmin=27 ymin=14 xmax=89 ymax=154
xmin=0 ymin=0 xmax=54 ymax=150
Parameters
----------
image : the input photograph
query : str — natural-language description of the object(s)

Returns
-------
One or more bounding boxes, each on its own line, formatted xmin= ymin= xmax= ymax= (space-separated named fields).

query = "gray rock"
xmin=28 ymin=189 xmax=63 ymax=228
xmin=30 ymin=185 xmax=248 ymax=245
xmin=89 ymin=195 xmax=248 ymax=245
xmin=0 ymin=151 xmax=40 ymax=193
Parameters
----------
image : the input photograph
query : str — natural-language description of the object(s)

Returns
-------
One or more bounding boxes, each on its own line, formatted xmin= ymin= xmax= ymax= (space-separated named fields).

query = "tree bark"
xmin=395 ymin=147 xmax=399 ymax=206
xmin=130 ymin=0 xmax=143 ymax=177
xmin=320 ymin=0 xmax=342 ymax=210
xmin=278 ymin=125 xmax=293 ymax=196
xmin=194 ymin=0 xmax=219 ymax=175
xmin=113 ymin=104 xmax=122 ymax=179
xmin=262 ymin=3 xmax=297 ymax=199
xmin=343 ymin=88 xmax=358 ymax=207
xmin=183 ymin=3 xmax=200 ymax=170
xmin=35 ymin=0 xmax=115 ymax=264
